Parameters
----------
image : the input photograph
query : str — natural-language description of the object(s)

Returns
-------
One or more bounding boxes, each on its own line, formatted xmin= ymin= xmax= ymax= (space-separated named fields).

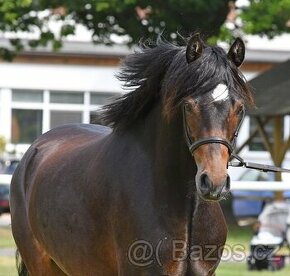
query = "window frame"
xmin=8 ymin=89 xmax=121 ymax=145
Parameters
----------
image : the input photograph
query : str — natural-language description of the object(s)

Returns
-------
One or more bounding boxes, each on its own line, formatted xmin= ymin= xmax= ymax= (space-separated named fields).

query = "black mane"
xmin=101 ymin=39 xmax=253 ymax=130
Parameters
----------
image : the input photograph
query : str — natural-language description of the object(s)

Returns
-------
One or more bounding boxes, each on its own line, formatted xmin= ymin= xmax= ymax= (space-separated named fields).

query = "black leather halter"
xmin=183 ymin=105 xmax=244 ymax=156
xmin=183 ymin=105 xmax=290 ymax=173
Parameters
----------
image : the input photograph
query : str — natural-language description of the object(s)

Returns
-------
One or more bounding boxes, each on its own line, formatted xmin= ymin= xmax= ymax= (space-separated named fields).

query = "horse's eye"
xmin=184 ymin=103 xmax=193 ymax=113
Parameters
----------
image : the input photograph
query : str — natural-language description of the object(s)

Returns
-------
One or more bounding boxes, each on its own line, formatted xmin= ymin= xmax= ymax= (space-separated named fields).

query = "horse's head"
xmin=180 ymin=34 xmax=252 ymax=201
xmin=103 ymin=33 xmax=253 ymax=201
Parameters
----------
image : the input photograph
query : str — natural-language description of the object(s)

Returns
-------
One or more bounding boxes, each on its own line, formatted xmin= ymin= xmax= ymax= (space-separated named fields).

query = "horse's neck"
xmin=132 ymin=104 xmax=196 ymax=223
xmin=137 ymin=104 xmax=196 ymax=183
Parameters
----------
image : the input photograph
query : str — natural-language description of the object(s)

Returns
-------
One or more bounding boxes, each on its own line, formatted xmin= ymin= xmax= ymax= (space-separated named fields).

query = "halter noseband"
xmin=183 ymin=105 xmax=244 ymax=157
xmin=183 ymin=105 xmax=290 ymax=173
xmin=187 ymin=136 xmax=234 ymax=156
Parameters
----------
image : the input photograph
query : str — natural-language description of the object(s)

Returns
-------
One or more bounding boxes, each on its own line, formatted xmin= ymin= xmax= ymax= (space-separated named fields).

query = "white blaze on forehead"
xmin=211 ymin=83 xmax=229 ymax=102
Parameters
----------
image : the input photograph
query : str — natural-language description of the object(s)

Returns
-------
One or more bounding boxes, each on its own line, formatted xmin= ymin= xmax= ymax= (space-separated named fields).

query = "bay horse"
xmin=10 ymin=34 xmax=253 ymax=276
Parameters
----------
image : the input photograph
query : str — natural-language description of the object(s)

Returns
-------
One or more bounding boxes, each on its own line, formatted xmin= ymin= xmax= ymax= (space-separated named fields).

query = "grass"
xmin=0 ymin=256 xmax=17 ymax=276
xmin=226 ymin=224 xmax=252 ymax=247
xmin=0 ymin=223 xmax=17 ymax=275
xmin=217 ymin=262 xmax=290 ymax=275
xmin=0 ymin=227 xmax=15 ymax=248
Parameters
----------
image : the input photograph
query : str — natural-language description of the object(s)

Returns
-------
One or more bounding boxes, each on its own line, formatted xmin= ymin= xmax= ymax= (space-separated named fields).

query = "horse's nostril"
xmin=199 ymin=173 xmax=212 ymax=195
xmin=225 ymin=175 xmax=231 ymax=191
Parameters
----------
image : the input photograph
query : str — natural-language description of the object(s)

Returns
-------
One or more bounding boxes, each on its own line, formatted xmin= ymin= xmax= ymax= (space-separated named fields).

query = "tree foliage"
xmin=240 ymin=0 xmax=290 ymax=38
xmin=0 ymin=0 xmax=289 ymax=59
xmin=0 ymin=0 xmax=231 ymax=59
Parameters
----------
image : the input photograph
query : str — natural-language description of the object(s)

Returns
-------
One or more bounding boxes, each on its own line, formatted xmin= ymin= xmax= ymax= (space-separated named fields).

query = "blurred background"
xmin=1 ymin=0 xmax=290 ymax=275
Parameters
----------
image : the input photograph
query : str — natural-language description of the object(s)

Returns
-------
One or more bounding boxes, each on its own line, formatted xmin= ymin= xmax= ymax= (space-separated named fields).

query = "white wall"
xmin=0 ymin=62 xmax=124 ymax=155
xmin=0 ymin=63 xmax=122 ymax=92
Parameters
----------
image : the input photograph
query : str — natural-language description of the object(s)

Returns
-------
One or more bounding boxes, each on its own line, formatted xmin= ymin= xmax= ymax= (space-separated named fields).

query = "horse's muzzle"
xmin=197 ymin=173 xmax=230 ymax=201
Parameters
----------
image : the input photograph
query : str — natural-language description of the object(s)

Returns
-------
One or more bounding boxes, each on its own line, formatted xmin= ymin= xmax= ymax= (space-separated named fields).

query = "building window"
xmin=8 ymin=89 xmax=121 ymax=146
xmin=12 ymin=89 xmax=43 ymax=103
xmin=249 ymin=118 xmax=284 ymax=151
xmin=11 ymin=109 xmax=43 ymax=144
xmin=90 ymin=92 xmax=119 ymax=105
xmin=50 ymin=91 xmax=84 ymax=104
xmin=50 ymin=111 xmax=82 ymax=129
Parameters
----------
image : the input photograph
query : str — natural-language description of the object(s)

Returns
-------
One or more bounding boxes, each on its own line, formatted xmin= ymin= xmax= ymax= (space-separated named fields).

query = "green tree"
xmin=209 ymin=0 xmax=290 ymax=44
xmin=0 ymin=0 xmax=289 ymax=60
xmin=240 ymin=0 xmax=290 ymax=38
xmin=0 ymin=0 xmax=231 ymax=59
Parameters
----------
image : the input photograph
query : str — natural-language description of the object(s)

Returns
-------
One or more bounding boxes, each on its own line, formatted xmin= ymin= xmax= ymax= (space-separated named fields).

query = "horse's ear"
xmin=227 ymin=37 xmax=245 ymax=67
xmin=186 ymin=33 xmax=203 ymax=64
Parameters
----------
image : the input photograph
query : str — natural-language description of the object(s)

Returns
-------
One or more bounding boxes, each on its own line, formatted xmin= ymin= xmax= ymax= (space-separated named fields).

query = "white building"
xmin=0 ymin=37 xmax=130 ymax=155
